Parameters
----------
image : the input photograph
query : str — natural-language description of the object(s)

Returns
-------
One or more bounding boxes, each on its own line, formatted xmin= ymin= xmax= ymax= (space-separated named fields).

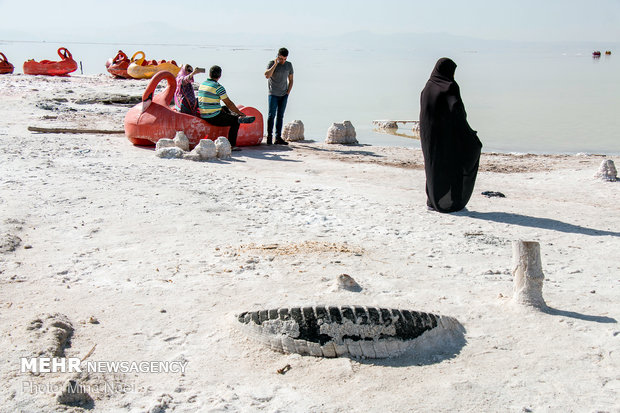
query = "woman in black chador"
xmin=420 ymin=57 xmax=482 ymax=213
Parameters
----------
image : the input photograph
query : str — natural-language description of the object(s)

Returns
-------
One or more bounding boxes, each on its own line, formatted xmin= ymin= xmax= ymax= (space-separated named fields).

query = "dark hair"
xmin=209 ymin=65 xmax=222 ymax=79
xmin=278 ymin=47 xmax=289 ymax=57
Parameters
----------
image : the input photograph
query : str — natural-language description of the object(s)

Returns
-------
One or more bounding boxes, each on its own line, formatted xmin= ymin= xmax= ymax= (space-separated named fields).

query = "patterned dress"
xmin=174 ymin=69 xmax=198 ymax=116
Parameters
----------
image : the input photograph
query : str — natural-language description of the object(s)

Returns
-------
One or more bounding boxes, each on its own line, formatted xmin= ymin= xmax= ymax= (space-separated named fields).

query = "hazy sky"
xmin=1 ymin=0 xmax=619 ymax=42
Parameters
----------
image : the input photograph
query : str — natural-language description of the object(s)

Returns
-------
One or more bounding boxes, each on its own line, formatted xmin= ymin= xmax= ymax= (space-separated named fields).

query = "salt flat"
xmin=0 ymin=74 xmax=618 ymax=412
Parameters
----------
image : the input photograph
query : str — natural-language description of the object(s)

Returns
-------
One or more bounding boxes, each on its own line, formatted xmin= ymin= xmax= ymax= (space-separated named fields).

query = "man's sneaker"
xmin=266 ymin=136 xmax=273 ymax=145
xmin=274 ymin=138 xmax=289 ymax=145
xmin=238 ymin=116 xmax=255 ymax=124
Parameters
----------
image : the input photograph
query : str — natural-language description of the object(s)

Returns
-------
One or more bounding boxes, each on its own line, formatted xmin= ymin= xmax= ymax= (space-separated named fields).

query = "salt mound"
xmin=56 ymin=379 xmax=93 ymax=407
xmin=156 ymin=147 xmax=185 ymax=159
xmin=594 ymin=159 xmax=618 ymax=181
xmin=342 ymin=121 xmax=357 ymax=143
xmin=326 ymin=123 xmax=346 ymax=143
xmin=185 ymin=139 xmax=216 ymax=161
xmin=156 ymin=136 xmax=232 ymax=160
xmin=155 ymin=139 xmax=175 ymax=151
xmin=283 ymin=120 xmax=305 ymax=142
xmin=0 ymin=233 xmax=22 ymax=253
xmin=326 ymin=121 xmax=358 ymax=144
xmin=372 ymin=121 xmax=398 ymax=130
xmin=512 ymin=240 xmax=547 ymax=309
xmin=27 ymin=313 xmax=74 ymax=357
xmin=173 ymin=131 xmax=190 ymax=151
xmin=215 ymin=136 xmax=232 ymax=159
xmin=336 ymin=274 xmax=362 ymax=292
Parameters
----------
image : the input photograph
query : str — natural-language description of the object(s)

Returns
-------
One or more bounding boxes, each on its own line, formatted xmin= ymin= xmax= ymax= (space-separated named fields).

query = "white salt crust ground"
xmin=0 ymin=74 xmax=619 ymax=412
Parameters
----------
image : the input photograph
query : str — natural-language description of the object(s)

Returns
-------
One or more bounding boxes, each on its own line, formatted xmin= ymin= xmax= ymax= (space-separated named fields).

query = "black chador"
xmin=419 ymin=58 xmax=482 ymax=213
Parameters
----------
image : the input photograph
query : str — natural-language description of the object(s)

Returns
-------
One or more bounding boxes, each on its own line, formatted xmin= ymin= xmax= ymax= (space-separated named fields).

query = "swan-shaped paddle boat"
xmin=124 ymin=71 xmax=263 ymax=147
xmin=0 ymin=53 xmax=14 ymax=74
xmin=127 ymin=51 xmax=180 ymax=79
xmin=105 ymin=50 xmax=134 ymax=79
xmin=23 ymin=47 xmax=78 ymax=76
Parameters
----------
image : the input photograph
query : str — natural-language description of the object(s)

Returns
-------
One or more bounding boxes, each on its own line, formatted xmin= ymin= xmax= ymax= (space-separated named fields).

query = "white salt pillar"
xmin=512 ymin=240 xmax=547 ymax=309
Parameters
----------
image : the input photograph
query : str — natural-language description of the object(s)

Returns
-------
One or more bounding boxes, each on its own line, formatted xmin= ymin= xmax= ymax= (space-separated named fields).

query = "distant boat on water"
xmin=592 ymin=50 xmax=601 ymax=57
xmin=605 ymin=50 xmax=612 ymax=55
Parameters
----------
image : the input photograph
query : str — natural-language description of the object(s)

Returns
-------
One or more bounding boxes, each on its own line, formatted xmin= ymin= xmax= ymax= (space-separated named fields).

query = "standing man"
xmin=198 ymin=65 xmax=254 ymax=151
xmin=264 ymin=47 xmax=294 ymax=145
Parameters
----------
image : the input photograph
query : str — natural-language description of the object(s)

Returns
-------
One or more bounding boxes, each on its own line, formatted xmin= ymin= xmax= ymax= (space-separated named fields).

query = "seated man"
xmin=198 ymin=65 xmax=254 ymax=151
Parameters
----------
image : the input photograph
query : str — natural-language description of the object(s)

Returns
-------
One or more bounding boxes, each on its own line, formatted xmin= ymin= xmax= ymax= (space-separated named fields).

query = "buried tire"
xmin=236 ymin=305 xmax=463 ymax=359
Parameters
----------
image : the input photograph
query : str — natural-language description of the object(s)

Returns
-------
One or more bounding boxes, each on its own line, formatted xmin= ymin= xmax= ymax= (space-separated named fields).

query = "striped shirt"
xmin=198 ymin=79 xmax=228 ymax=118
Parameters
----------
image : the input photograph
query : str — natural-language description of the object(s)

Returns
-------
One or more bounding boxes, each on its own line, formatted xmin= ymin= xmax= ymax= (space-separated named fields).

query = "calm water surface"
xmin=2 ymin=40 xmax=618 ymax=154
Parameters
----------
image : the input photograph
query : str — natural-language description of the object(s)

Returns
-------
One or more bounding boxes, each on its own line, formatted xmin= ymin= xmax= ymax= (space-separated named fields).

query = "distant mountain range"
xmin=1 ymin=25 xmax=617 ymax=53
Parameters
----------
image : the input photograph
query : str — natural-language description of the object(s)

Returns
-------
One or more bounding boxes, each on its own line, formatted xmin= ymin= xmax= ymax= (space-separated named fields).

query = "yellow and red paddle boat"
xmin=127 ymin=51 xmax=180 ymax=79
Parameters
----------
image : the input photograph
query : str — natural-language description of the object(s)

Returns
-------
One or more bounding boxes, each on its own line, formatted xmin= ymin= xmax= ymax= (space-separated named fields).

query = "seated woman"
xmin=174 ymin=64 xmax=205 ymax=116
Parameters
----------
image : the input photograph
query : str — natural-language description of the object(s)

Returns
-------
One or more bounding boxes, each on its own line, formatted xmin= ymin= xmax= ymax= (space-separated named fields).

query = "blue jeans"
xmin=267 ymin=94 xmax=288 ymax=139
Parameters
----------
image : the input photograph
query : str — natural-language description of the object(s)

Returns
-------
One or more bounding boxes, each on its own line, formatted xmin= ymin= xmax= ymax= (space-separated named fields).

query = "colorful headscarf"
xmin=174 ymin=65 xmax=198 ymax=115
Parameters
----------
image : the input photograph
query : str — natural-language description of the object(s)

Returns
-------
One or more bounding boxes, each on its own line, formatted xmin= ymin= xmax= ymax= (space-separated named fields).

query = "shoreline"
xmin=2 ymin=72 xmax=619 ymax=158
xmin=289 ymin=142 xmax=612 ymax=173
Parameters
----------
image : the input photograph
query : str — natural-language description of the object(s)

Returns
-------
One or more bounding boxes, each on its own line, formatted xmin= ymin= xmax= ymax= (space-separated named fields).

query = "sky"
xmin=0 ymin=0 xmax=619 ymax=43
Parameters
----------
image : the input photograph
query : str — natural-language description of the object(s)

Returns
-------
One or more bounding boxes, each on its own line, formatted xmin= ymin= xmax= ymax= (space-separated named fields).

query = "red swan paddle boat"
xmin=106 ymin=50 xmax=133 ymax=79
xmin=23 ymin=47 xmax=78 ymax=76
xmin=0 ymin=53 xmax=14 ymax=74
xmin=124 ymin=71 xmax=263 ymax=147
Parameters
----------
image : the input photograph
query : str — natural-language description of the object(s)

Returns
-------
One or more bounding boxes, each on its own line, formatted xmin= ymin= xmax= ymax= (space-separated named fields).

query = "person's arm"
xmin=190 ymin=67 xmax=205 ymax=78
xmin=264 ymin=58 xmax=278 ymax=78
xmin=287 ymin=73 xmax=294 ymax=95
xmin=222 ymin=97 xmax=245 ymax=116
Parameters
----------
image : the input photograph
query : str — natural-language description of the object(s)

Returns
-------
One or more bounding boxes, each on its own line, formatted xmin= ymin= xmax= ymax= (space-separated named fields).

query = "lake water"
xmin=2 ymin=40 xmax=618 ymax=155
